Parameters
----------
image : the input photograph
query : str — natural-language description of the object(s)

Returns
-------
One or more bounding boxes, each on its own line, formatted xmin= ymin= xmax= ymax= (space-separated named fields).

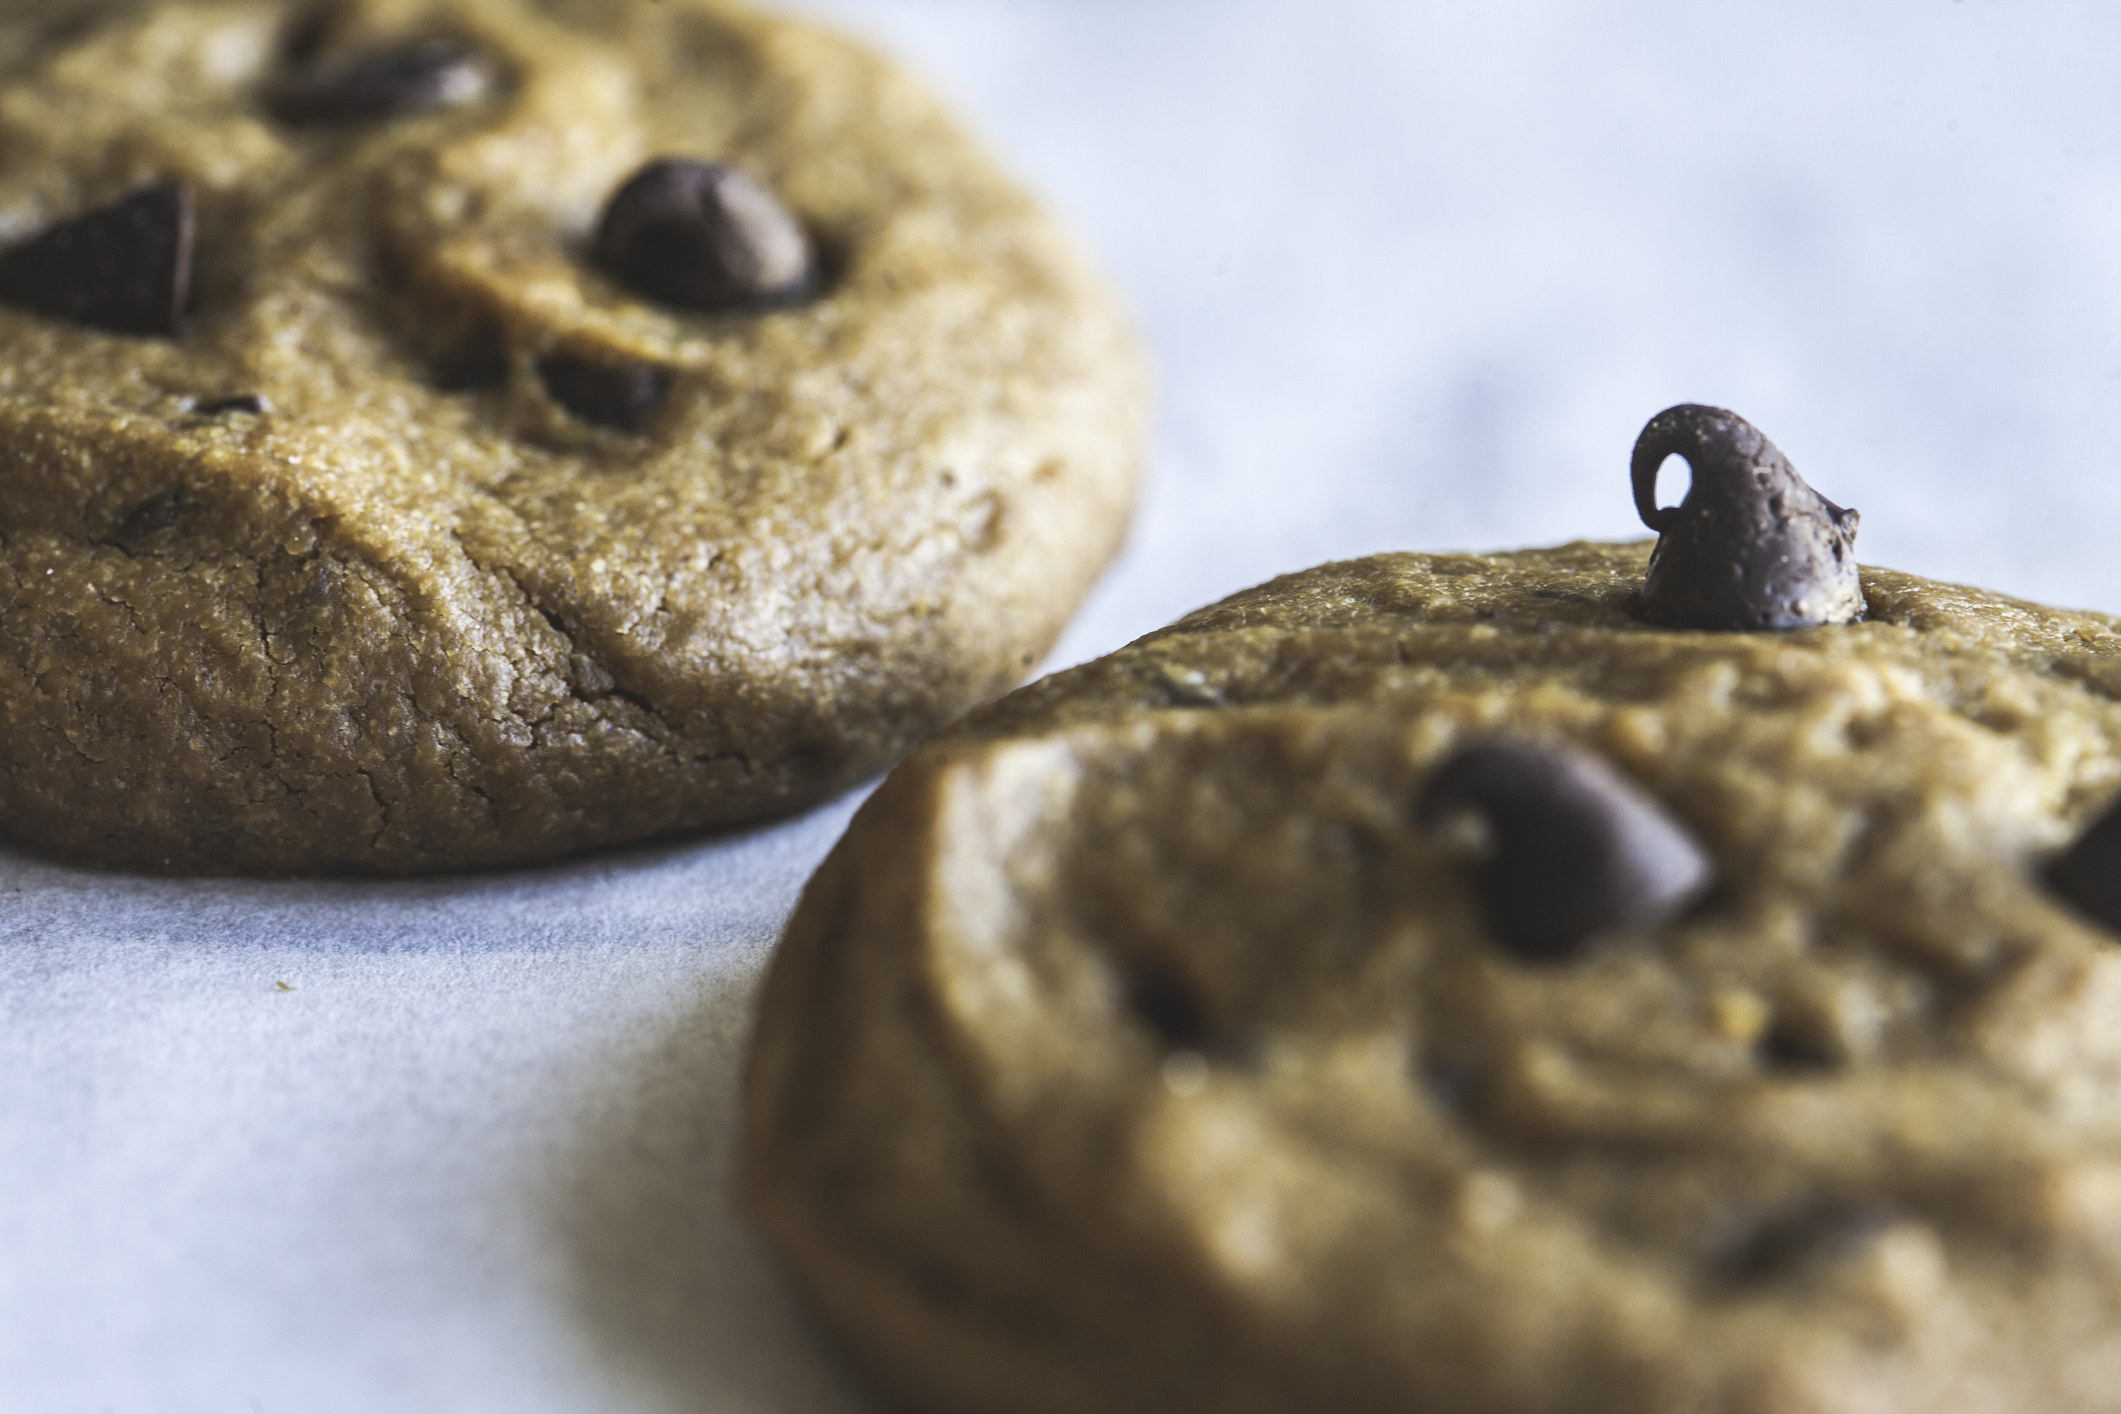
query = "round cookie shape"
xmin=745 ymin=540 xmax=2121 ymax=1414
xmin=0 ymin=0 xmax=1143 ymax=872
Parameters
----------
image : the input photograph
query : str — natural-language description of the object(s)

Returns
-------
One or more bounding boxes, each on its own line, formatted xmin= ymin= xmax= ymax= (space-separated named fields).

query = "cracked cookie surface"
xmin=0 ymin=0 xmax=1142 ymax=872
xmin=745 ymin=542 xmax=2121 ymax=1414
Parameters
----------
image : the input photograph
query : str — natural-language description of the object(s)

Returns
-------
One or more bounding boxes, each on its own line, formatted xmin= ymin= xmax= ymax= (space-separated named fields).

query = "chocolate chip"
xmin=1711 ymin=1203 xmax=1898 ymax=1284
xmin=113 ymin=490 xmax=183 ymax=542
xmin=188 ymin=394 xmax=268 ymax=417
xmin=276 ymin=6 xmax=333 ymax=66
xmin=1417 ymin=739 xmax=1711 ymax=962
xmin=593 ymin=159 xmax=814 ymax=312
xmin=0 ymin=183 xmax=193 ymax=337
xmin=536 ymin=352 xmax=671 ymax=432
xmin=1418 ymin=1056 xmax=1485 ymax=1114
xmin=1758 ymin=1020 xmax=1842 ymax=1072
xmin=1627 ymin=404 xmax=1865 ymax=632
xmin=432 ymin=325 xmax=509 ymax=391
xmin=1126 ymin=963 xmax=1212 ymax=1051
xmin=2047 ymin=798 xmax=2121 ymax=935
xmin=270 ymin=38 xmax=489 ymax=126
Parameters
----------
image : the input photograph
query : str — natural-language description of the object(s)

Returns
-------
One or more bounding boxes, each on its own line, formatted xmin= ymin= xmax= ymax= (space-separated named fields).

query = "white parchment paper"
xmin=9 ymin=2 xmax=2121 ymax=1409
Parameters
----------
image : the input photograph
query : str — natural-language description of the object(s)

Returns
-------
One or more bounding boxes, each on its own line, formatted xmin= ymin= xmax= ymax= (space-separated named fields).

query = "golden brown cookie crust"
xmin=0 ymin=0 xmax=1143 ymax=872
xmin=745 ymin=542 xmax=2121 ymax=1414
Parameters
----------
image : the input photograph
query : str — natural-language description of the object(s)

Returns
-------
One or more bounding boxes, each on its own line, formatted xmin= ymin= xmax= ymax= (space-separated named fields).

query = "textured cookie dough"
xmin=0 ymin=0 xmax=1143 ymax=872
xmin=745 ymin=541 xmax=2121 ymax=1414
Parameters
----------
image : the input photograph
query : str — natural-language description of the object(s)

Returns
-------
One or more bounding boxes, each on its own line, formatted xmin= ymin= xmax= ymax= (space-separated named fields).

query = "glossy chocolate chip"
xmin=1628 ymin=404 xmax=1864 ymax=632
xmin=0 ymin=183 xmax=193 ymax=337
xmin=113 ymin=490 xmax=183 ymax=542
xmin=270 ymin=38 xmax=489 ymax=126
xmin=536 ymin=352 xmax=671 ymax=432
xmin=593 ymin=159 xmax=814 ymax=311
xmin=188 ymin=394 xmax=268 ymax=416
xmin=1417 ymin=739 xmax=1711 ymax=962
xmin=2047 ymin=798 xmax=2121 ymax=935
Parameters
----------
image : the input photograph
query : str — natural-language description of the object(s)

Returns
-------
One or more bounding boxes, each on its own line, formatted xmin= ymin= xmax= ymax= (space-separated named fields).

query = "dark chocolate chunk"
xmin=0 ymin=184 xmax=193 ymax=337
xmin=113 ymin=490 xmax=183 ymax=542
xmin=536 ymin=352 xmax=671 ymax=432
xmin=1628 ymin=404 xmax=1865 ymax=632
xmin=593 ymin=159 xmax=814 ymax=312
xmin=270 ymin=38 xmax=489 ymax=126
xmin=188 ymin=394 xmax=268 ymax=417
xmin=2047 ymin=798 xmax=2121 ymax=936
xmin=1417 ymin=739 xmax=1711 ymax=962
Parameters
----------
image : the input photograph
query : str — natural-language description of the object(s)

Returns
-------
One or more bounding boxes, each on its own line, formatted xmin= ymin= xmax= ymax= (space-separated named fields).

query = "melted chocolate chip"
xmin=0 ymin=184 xmax=193 ymax=337
xmin=536 ymin=352 xmax=671 ymax=432
xmin=113 ymin=490 xmax=183 ymax=542
xmin=1628 ymin=404 xmax=1864 ymax=632
xmin=2047 ymin=799 xmax=2121 ymax=935
xmin=188 ymin=394 xmax=268 ymax=417
xmin=270 ymin=38 xmax=489 ymax=126
xmin=1417 ymin=739 xmax=1712 ymax=962
xmin=593 ymin=159 xmax=814 ymax=311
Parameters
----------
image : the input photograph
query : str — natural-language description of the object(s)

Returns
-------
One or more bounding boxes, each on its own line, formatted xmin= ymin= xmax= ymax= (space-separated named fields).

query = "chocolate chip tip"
xmin=1628 ymin=404 xmax=1866 ymax=633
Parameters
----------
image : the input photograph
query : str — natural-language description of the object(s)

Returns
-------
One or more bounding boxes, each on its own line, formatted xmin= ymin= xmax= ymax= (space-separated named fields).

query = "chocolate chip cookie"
xmin=0 ymin=0 xmax=1143 ymax=872
xmin=745 ymin=409 xmax=2121 ymax=1413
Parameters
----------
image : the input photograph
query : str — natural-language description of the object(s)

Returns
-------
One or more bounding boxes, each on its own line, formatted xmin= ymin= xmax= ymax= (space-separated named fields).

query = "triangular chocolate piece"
xmin=1627 ymin=404 xmax=1864 ymax=632
xmin=0 ymin=183 xmax=193 ymax=337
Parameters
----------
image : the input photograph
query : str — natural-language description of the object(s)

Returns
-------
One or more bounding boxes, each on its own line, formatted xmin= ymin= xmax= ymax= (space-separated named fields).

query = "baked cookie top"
xmin=0 ymin=0 xmax=1142 ymax=872
xmin=745 ymin=420 xmax=2121 ymax=1412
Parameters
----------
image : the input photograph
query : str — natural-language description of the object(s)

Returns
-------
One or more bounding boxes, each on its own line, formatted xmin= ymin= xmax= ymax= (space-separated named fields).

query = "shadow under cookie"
xmin=553 ymin=966 xmax=879 ymax=1414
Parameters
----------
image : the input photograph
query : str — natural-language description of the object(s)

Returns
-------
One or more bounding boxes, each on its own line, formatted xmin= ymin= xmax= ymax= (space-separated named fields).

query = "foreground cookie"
xmin=746 ymin=412 xmax=2121 ymax=1413
xmin=0 ymin=0 xmax=1142 ymax=872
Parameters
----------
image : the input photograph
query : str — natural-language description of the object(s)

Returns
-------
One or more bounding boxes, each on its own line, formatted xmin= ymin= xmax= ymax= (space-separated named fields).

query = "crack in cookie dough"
xmin=0 ymin=0 xmax=1144 ymax=872
xmin=746 ymin=542 xmax=2121 ymax=1414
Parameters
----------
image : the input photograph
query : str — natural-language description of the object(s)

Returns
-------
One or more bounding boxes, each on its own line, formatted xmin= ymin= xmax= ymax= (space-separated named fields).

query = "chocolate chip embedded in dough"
xmin=112 ymin=490 xmax=183 ymax=542
xmin=187 ymin=393 xmax=268 ymax=417
xmin=0 ymin=183 xmax=193 ymax=337
xmin=536 ymin=352 xmax=672 ymax=432
xmin=1126 ymin=963 xmax=1213 ymax=1051
xmin=269 ymin=38 xmax=490 ymax=126
xmin=1711 ymin=1203 xmax=1899 ymax=1284
xmin=593 ymin=159 xmax=815 ymax=312
xmin=1627 ymin=403 xmax=1865 ymax=632
xmin=1417 ymin=739 xmax=1712 ymax=962
xmin=2047 ymin=799 xmax=2121 ymax=936
xmin=432 ymin=325 xmax=509 ymax=392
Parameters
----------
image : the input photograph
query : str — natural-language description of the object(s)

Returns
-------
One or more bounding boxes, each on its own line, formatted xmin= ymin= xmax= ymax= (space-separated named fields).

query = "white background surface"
xmin=8 ymin=1 xmax=2121 ymax=1409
